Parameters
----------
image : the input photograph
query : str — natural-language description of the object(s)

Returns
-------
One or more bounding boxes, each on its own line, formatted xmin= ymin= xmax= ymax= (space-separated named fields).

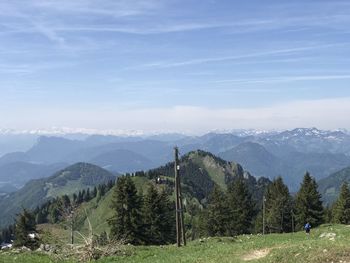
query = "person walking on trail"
xmin=304 ymin=222 xmax=311 ymax=235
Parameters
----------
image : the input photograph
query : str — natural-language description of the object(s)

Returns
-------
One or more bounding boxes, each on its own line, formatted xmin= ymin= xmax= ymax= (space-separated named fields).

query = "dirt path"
xmin=242 ymin=249 xmax=270 ymax=261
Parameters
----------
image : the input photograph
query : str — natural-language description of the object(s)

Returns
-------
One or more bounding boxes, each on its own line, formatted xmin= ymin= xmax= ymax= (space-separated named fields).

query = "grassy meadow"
xmin=1 ymin=224 xmax=350 ymax=263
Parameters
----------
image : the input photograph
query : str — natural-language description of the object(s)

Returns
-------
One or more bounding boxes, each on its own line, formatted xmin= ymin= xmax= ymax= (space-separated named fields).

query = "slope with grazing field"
xmin=1 ymin=224 xmax=350 ymax=263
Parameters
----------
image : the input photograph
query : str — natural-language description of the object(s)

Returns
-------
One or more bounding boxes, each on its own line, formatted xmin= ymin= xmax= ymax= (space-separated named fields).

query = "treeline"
xmin=202 ymin=172 xmax=350 ymax=237
xmin=4 ymin=171 xmax=350 ymax=248
xmin=104 ymin=172 xmax=323 ymax=244
xmin=201 ymin=173 xmax=322 ymax=236
xmin=108 ymin=176 xmax=175 ymax=245
xmin=0 ymin=180 xmax=116 ymax=246
xmin=33 ymin=180 xmax=115 ymax=224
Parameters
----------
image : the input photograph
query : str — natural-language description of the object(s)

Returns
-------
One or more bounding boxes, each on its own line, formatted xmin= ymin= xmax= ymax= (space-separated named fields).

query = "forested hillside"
xmin=0 ymin=163 xmax=115 ymax=227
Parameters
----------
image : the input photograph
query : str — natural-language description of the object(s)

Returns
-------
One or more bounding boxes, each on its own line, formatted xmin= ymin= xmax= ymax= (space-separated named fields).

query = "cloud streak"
xmin=128 ymin=43 xmax=347 ymax=70
xmin=4 ymin=98 xmax=350 ymax=133
xmin=214 ymin=74 xmax=350 ymax=85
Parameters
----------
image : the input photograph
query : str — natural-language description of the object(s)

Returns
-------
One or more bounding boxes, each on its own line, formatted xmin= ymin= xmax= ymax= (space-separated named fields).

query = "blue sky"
xmin=1 ymin=0 xmax=350 ymax=133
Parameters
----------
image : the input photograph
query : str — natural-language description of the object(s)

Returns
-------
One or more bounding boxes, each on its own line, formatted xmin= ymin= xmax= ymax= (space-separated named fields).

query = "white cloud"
xmin=3 ymin=98 xmax=350 ymax=134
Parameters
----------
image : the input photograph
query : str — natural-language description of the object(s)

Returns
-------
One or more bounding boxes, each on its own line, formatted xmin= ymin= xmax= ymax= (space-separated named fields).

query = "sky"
xmin=1 ymin=0 xmax=350 ymax=134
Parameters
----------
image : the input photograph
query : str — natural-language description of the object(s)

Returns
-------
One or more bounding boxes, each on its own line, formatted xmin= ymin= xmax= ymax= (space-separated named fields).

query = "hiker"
xmin=304 ymin=222 xmax=311 ymax=235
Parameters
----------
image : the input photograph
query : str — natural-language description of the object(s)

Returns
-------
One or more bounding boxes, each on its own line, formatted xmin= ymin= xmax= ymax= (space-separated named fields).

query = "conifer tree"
xmin=205 ymin=185 xmax=228 ymax=236
xmin=295 ymin=172 xmax=324 ymax=230
xmin=142 ymin=184 xmax=175 ymax=245
xmin=77 ymin=191 xmax=83 ymax=204
xmin=14 ymin=209 xmax=39 ymax=249
xmin=226 ymin=178 xmax=255 ymax=235
xmin=85 ymin=188 xmax=91 ymax=202
xmin=92 ymin=186 xmax=98 ymax=198
xmin=265 ymin=177 xmax=293 ymax=233
xmin=332 ymin=183 xmax=350 ymax=224
xmin=108 ymin=176 xmax=144 ymax=244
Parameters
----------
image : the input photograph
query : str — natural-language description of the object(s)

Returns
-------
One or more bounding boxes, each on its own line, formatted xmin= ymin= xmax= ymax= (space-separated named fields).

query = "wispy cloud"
xmin=128 ymin=43 xmax=347 ymax=70
xmin=214 ymin=74 xmax=350 ymax=85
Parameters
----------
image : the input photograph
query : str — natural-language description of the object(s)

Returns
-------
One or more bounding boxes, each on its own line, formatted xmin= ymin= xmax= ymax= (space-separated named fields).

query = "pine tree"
xmin=142 ymin=184 xmax=175 ymax=245
xmin=49 ymin=205 xmax=60 ymax=223
xmin=265 ymin=177 xmax=293 ymax=233
xmin=108 ymin=176 xmax=144 ymax=244
xmin=85 ymin=188 xmax=91 ymax=202
xmin=295 ymin=172 xmax=324 ymax=230
xmin=332 ymin=183 xmax=350 ymax=224
xmin=14 ymin=209 xmax=39 ymax=249
xmin=77 ymin=191 xmax=83 ymax=204
xmin=226 ymin=178 xmax=255 ymax=236
xmin=205 ymin=185 xmax=228 ymax=236
xmin=92 ymin=186 xmax=98 ymax=198
xmin=35 ymin=210 xmax=47 ymax=224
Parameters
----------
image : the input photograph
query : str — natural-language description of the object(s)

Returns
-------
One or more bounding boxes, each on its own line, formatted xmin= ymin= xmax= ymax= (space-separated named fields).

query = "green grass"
xmin=98 ymin=224 xmax=350 ymax=263
xmin=0 ymin=252 xmax=74 ymax=263
xmin=3 ymin=224 xmax=350 ymax=263
xmin=191 ymin=154 xmax=227 ymax=190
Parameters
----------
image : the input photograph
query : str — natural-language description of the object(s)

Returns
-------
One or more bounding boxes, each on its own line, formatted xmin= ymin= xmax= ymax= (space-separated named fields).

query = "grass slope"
xmin=0 ymin=162 xmax=115 ymax=228
xmin=2 ymin=224 xmax=350 ymax=263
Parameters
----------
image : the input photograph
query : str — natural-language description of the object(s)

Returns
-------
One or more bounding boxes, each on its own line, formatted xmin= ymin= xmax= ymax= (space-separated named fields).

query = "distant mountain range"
xmin=1 ymin=128 xmax=350 ymax=192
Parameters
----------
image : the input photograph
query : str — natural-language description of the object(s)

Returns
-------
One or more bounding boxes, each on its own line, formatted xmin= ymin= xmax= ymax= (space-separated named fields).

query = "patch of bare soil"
xmin=242 ymin=248 xmax=270 ymax=261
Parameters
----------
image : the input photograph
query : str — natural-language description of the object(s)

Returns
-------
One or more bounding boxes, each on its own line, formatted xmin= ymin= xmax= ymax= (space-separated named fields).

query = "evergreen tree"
xmin=85 ymin=188 xmax=91 ymax=202
xmin=186 ymin=199 xmax=202 ymax=240
xmin=142 ymin=184 xmax=175 ymax=245
xmin=324 ymin=205 xmax=333 ymax=224
xmin=13 ymin=209 xmax=39 ymax=249
xmin=81 ymin=189 xmax=86 ymax=201
xmin=99 ymin=184 xmax=106 ymax=197
xmin=92 ymin=186 xmax=98 ymax=198
xmin=35 ymin=210 xmax=47 ymax=224
xmin=2 ymin=225 xmax=14 ymax=243
xmin=49 ymin=205 xmax=60 ymax=223
xmin=226 ymin=178 xmax=255 ymax=235
xmin=61 ymin=195 xmax=71 ymax=207
xmin=205 ymin=185 xmax=228 ymax=236
xmin=72 ymin=193 xmax=77 ymax=204
xmin=107 ymin=180 xmax=115 ymax=190
xmin=295 ymin=172 xmax=324 ymax=230
xmin=77 ymin=191 xmax=83 ymax=204
xmin=332 ymin=183 xmax=350 ymax=224
xmin=108 ymin=176 xmax=144 ymax=244
xmin=265 ymin=177 xmax=293 ymax=233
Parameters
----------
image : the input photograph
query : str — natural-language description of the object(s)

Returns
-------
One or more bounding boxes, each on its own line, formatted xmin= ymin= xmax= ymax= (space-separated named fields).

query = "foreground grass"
xmin=1 ymin=224 xmax=350 ymax=263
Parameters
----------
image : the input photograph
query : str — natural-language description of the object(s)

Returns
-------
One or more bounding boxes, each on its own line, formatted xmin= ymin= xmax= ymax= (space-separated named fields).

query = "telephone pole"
xmin=174 ymin=147 xmax=186 ymax=247
xmin=263 ymin=195 xmax=266 ymax=235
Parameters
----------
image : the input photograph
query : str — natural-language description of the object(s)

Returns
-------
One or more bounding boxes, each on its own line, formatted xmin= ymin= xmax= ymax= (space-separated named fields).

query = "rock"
xmin=44 ymin=244 xmax=51 ymax=251
xmin=20 ymin=246 xmax=31 ymax=251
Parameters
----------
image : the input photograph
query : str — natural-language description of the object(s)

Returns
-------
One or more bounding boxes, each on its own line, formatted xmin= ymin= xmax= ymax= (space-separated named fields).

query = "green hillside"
xmin=148 ymin=150 xmax=270 ymax=201
xmin=0 ymin=163 xmax=116 ymax=227
xmin=50 ymin=150 xmax=269 ymax=241
xmin=1 ymin=224 xmax=350 ymax=263
xmin=318 ymin=167 xmax=350 ymax=204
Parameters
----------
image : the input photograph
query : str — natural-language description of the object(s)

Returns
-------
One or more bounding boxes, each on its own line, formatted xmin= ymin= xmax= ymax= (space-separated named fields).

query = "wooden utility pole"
xmin=263 ymin=195 xmax=266 ymax=235
xmin=70 ymin=210 xmax=74 ymax=245
xmin=174 ymin=147 xmax=186 ymax=247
